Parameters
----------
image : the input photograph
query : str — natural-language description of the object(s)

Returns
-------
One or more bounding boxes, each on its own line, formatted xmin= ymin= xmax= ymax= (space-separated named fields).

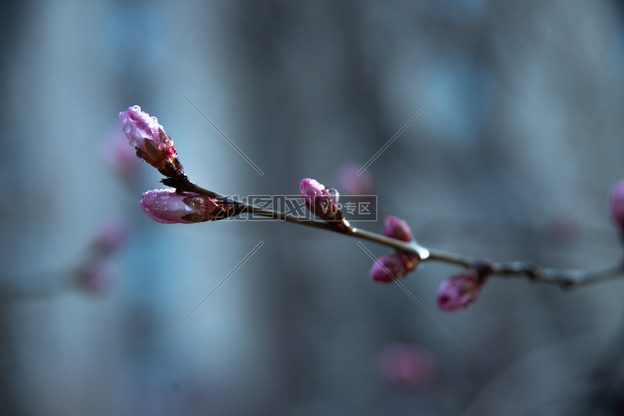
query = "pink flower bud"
xmin=436 ymin=272 xmax=481 ymax=311
xmin=336 ymin=163 xmax=374 ymax=195
xmin=609 ymin=179 xmax=624 ymax=235
xmin=377 ymin=344 xmax=436 ymax=389
xmin=92 ymin=218 xmax=129 ymax=255
xmin=384 ymin=216 xmax=413 ymax=242
xmin=140 ymin=189 xmax=220 ymax=224
xmin=119 ymin=105 xmax=183 ymax=175
xmin=299 ymin=178 xmax=343 ymax=222
xmin=370 ymin=253 xmax=409 ymax=283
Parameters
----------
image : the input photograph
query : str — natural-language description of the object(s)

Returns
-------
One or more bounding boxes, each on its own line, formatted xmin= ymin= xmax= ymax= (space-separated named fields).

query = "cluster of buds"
xmin=118 ymin=106 xmax=624 ymax=314
xmin=370 ymin=216 xmax=418 ymax=283
xmin=298 ymin=179 xmax=420 ymax=284
xmin=369 ymin=215 xmax=484 ymax=312
xmin=119 ymin=105 xmax=240 ymax=225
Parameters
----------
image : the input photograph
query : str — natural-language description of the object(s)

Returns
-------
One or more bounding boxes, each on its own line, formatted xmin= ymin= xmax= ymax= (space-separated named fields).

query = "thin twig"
xmin=178 ymin=180 xmax=624 ymax=288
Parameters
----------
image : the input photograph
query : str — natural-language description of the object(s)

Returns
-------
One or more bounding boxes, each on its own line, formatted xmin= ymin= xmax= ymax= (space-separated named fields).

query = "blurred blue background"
xmin=2 ymin=1 xmax=624 ymax=415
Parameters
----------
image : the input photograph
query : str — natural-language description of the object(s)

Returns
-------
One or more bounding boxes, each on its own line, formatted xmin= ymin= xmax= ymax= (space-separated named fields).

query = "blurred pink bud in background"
xmin=336 ymin=163 xmax=374 ymax=195
xmin=140 ymin=189 xmax=220 ymax=224
xmin=609 ymin=179 xmax=624 ymax=236
xmin=102 ymin=129 xmax=141 ymax=181
xmin=436 ymin=271 xmax=481 ymax=311
xmin=76 ymin=261 xmax=115 ymax=294
xmin=377 ymin=343 xmax=436 ymax=389
xmin=92 ymin=217 xmax=129 ymax=255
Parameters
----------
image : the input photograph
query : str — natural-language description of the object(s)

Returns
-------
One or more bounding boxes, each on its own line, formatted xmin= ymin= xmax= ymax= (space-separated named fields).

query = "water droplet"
xmin=123 ymin=125 xmax=131 ymax=134
xmin=328 ymin=188 xmax=339 ymax=203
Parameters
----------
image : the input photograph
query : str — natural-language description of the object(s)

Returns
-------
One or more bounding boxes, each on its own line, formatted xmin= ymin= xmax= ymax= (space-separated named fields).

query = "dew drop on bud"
xmin=328 ymin=188 xmax=339 ymax=203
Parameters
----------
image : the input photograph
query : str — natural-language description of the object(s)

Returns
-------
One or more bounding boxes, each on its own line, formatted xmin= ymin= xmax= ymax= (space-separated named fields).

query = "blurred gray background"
xmin=2 ymin=1 xmax=624 ymax=415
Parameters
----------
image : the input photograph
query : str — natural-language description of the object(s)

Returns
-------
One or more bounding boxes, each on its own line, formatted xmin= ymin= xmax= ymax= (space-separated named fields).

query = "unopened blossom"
xmin=377 ymin=344 xmax=436 ymax=389
xmin=609 ymin=179 xmax=624 ymax=236
xmin=336 ymin=163 xmax=374 ymax=195
xmin=436 ymin=271 xmax=482 ymax=311
xmin=384 ymin=216 xmax=413 ymax=242
xmin=119 ymin=105 xmax=183 ymax=176
xmin=140 ymin=189 xmax=221 ymax=224
xmin=300 ymin=178 xmax=343 ymax=222
xmin=370 ymin=253 xmax=409 ymax=283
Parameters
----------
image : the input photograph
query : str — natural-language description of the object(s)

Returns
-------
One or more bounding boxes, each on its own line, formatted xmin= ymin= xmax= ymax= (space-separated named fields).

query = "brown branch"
xmin=176 ymin=180 xmax=624 ymax=288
